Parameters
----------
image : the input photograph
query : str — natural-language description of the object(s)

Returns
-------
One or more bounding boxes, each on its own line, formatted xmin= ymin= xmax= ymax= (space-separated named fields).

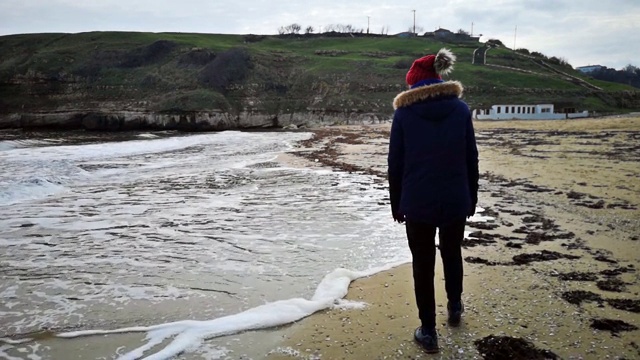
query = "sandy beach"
xmin=267 ymin=116 xmax=640 ymax=359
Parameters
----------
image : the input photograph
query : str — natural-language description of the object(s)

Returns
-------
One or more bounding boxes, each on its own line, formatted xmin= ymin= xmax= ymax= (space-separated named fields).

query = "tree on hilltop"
xmin=278 ymin=23 xmax=302 ymax=35
xmin=590 ymin=64 xmax=640 ymax=88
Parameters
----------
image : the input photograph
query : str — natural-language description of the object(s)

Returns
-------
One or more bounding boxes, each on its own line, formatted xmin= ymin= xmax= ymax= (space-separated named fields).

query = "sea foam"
xmin=57 ymin=264 xmax=405 ymax=360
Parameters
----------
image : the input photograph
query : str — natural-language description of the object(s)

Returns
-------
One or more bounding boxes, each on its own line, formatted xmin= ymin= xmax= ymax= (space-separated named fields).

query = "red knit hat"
xmin=405 ymin=48 xmax=456 ymax=86
xmin=406 ymin=55 xmax=439 ymax=85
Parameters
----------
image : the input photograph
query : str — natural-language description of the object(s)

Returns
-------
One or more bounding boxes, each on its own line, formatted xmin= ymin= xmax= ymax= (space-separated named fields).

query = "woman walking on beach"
xmin=387 ymin=48 xmax=479 ymax=353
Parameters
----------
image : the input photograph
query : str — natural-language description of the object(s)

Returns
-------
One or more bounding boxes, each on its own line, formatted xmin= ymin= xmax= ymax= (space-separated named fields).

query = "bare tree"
xmin=288 ymin=23 xmax=302 ymax=34
xmin=623 ymin=64 xmax=639 ymax=74
xmin=407 ymin=26 xmax=424 ymax=34
xmin=457 ymin=28 xmax=470 ymax=35
xmin=278 ymin=23 xmax=302 ymax=34
xmin=305 ymin=26 xmax=314 ymax=34
xmin=325 ymin=24 xmax=363 ymax=33
xmin=336 ymin=24 xmax=352 ymax=33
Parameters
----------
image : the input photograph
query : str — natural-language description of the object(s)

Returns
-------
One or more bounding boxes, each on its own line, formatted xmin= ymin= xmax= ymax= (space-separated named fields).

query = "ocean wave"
xmin=0 ymin=139 xmax=64 ymax=152
xmin=0 ymin=176 xmax=68 ymax=206
xmin=137 ymin=133 xmax=161 ymax=139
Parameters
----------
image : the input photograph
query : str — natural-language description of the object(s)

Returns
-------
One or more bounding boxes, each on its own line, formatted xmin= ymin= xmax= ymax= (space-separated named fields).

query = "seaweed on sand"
xmin=474 ymin=335 xmax=559 ymax=360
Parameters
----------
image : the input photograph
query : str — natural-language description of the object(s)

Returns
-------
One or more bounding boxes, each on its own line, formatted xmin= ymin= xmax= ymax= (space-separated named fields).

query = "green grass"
xmin=0 ymin=32 xmax=637 ymax=115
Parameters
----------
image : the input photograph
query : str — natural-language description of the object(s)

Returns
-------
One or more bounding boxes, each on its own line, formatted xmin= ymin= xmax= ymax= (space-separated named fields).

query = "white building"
xmin=473 ymin=104 xmax=589 ymax=120
xmin=576 ymin=65 xmax=605 ymax=74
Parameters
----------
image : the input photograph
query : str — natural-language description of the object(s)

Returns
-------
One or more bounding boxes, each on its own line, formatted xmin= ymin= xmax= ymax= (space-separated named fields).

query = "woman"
xmin=387 ymin=48 xmax=479 ymax=354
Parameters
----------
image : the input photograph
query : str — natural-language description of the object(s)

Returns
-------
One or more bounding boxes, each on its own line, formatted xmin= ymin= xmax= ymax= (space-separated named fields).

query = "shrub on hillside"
xmin=178 ymin=48 xmax=216 ymax=67
xmin=486 ymin=39 xmax=504 ymax=47
xmin=119 ymin=40 xmax=178 ymax=68
xmin=548 ymin=56 xmax=571 ymax=68
xmin=198 ymin=48 xmax=252 ymax=92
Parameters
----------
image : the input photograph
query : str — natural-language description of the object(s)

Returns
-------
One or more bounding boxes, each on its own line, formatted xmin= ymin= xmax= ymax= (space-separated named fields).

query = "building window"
xmin=497 ymin=107 xmax=501 ymax=114
xmin=505 ymin=107 xmax=509 ymax=113
xmin=512 ymin=106 xmax=515 ymax=113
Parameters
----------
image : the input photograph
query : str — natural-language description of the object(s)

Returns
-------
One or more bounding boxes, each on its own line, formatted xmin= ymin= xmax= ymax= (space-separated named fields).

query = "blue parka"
xmin=387 ymin=79 xmax=479 ymax=225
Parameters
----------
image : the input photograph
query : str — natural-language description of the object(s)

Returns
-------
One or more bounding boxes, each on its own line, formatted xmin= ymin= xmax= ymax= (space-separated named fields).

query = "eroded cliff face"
xmin=0 ymin=70 xmax=395 ymax=130
xmin=0 ymin=109 xmax=389 ymax=131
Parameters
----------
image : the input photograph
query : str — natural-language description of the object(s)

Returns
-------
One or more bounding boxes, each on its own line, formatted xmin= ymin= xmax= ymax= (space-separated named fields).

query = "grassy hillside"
xmin=0 ymin=31 xmax=638 ymax=124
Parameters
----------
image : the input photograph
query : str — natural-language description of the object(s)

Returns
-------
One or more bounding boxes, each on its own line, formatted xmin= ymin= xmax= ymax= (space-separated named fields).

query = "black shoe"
xmin=414 ymin=326 xmax=439 ymax=353
xmin=447 ymin=300 xmax=464 ymax=326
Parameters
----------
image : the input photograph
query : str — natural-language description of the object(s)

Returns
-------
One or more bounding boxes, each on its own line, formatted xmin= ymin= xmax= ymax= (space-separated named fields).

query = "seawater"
xmin=0 ymin=130 xmax=414 ymax=359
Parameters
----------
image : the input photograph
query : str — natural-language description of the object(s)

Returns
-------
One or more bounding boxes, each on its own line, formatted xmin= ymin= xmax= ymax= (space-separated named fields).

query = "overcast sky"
xmin=1 ymin=0 xmax=638 ymax=69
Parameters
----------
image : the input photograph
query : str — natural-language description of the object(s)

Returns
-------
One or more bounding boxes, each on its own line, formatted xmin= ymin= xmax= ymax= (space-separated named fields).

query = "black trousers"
xmin=406 ymin=218 xmax=466 ymax=328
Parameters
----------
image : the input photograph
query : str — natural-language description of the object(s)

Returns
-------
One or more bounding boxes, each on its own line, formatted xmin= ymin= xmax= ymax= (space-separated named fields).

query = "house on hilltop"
xmin=394 ymin=31 xmax=417 ymax=38
xmin=423 ymin=28 xmax=480 ymax=42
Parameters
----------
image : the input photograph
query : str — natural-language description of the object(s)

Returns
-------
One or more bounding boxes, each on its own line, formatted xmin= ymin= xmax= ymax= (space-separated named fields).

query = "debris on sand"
xmin=607 ymin=298 xmax=640 ymax=313
xmin=561 ymin=291 xmax=640 ymax=312
xmin=512 ymin=250 xmax=580 ymax=265
xmin=474 ymin=335 xmax=559 ymax=360
xmin=466 ymin=221 xmax=500 ymax=230
xmin=597 ymin=278 xmax=627 ymax=292
xmin=462 ymin=231 xmax=504 ymax=247
xmin=464 ymin=256 xmax=501 ymax=266
xmin=576 ymin=199 xmax=606 ymax=209
xmin=561 ymin=290 xmax=604 ymax=306
xmin=590 ymin=318 xmax=638 ymax=333
xmin=462 ymin=237 xmax=497 ymax=248
xmin=566 ymin=191 xmax=587 ymax=200
xmin=594 ymin=255 xmax=618 ymax=264
xmin=465 ymin=250 xmax=582 ymax=267
xmin=505 ymin=241 xmax=523 ymax=249
xmin=600 ymin=267 xmax=635 ymax=276
xmin=524 ymin=231 xmax=575 ymax=245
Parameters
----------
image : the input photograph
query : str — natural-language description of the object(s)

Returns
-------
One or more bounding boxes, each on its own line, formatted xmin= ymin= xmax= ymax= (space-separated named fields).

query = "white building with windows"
xmin=473 ymin=104 xmax=589 ymax=120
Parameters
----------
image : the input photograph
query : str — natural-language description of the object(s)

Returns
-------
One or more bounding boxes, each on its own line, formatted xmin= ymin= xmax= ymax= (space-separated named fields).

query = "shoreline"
xmin=2 ymin=117 xmax=639 ymax=359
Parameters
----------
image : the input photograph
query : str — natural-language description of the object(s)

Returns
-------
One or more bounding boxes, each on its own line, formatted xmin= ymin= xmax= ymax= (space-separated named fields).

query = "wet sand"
xmin=268 ymin=116 xmax=640 ymax=359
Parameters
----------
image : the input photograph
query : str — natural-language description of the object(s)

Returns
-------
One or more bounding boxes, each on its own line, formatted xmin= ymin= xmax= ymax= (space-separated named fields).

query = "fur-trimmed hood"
xmin=393 ymin=81 xmax=463 ymax=110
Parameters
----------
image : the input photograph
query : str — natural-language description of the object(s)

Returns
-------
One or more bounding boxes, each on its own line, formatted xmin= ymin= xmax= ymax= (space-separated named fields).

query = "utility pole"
xmin=471 ymin=22 xmax=474 ymax=36
xmin=411 ymin=10 xmax=416 ymax=34
xmin=367 ymin=16 xmax=370 ymax=34
xmin=513 ymin=25 xmax=517 ymax=50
